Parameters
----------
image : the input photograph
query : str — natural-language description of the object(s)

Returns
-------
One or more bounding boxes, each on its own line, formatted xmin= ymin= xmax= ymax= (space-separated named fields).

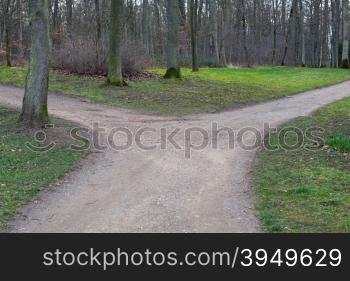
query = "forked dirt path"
xmin=0 ymin=82 xmax=350 ymax=233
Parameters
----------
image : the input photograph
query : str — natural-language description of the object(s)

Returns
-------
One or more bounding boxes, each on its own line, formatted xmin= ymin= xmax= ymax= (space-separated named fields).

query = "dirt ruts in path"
xmin=0 ymin=82 xmax=349 ymax=233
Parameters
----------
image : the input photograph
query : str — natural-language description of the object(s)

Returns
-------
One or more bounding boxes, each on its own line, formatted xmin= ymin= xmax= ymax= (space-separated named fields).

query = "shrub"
xmin=50 ymin=38 xmax=154 ymax=80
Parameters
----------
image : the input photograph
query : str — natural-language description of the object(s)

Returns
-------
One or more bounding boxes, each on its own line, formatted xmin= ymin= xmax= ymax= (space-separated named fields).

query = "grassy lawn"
xmin=255 ymin=97 xmax=350 ymax=233
xmin=1 ymin=66 xmax=350 ymax=115
xmin=0 ymin=107 xmax=87 ymax=228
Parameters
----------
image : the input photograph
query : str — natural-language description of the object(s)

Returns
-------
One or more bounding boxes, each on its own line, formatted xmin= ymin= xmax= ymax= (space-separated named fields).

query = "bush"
xmin=50 ymin=38 xmax=154 ymax=80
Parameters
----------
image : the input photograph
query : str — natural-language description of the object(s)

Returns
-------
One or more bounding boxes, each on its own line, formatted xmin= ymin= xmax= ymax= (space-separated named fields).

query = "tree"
xmin=190 ymin=0 xmax=199 ymax=72
xmin=2 ymin=0 xmax=14 ymax=67
xmin=164 ymin=0 xmax=181 ymax=79
xmin=107 ymin=0 xmax=126 ymax=86
xmin=281 ymin=0 xmax=297 ymax=66
xmin=220 ymin=0 xmax=231 ymax=66
xmin=331 ymin=0 xmax=340 ymax=67
xmin=94 ymin=0 xmax=102 ymax=66
xmin=142 ymin=0 xmax=153 ymax=56
xmin=321 ymin=0 xmax=329 ymax=67
xmin=19 ymin=0 xmax=50 ymax=127
xmin=239 ymin=0 xmax=250 ymax=66
xmin=342 ymin=0 xmax=350 ymax=68
xmin=66 ymin=0 xmax=73 ymax=40
xmin=208 ymin=0 xmax=219 ymax=66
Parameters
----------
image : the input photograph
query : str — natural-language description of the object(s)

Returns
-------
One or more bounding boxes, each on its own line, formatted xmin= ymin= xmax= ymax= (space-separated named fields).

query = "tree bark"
xmin=66 ymin=0 xmax=73 ymax=40
xmin=107 ymin=0 xmax=125 ymax=86
xmin=164 ymin=0 xmax=181 ymax=78
xmin=19 ymin=0 xmax=50 ymax=127
xmin=190 ymin=0 xmax=199 ymax=71
xmin=208 ymin=0 xmax=220 ymax=66
xmin=331 ymin=0 xmax=340 ymax=67
xmin=342 ymin=0 xmax=350 ymax=68
xmin=52 ymin=0 xmax=59 ymax=31
xmin=220 ymin=0 xmax=230 ymax=66
xmin=95 ymin=0 xmax=102 ymax=67
xmin=239 ymin=0 xmax=250 ymax=66
xmin=3 ymin=0 xmax=12 ymax=67
xmin=320 ymin=0 xmax=329 ymax=67
xmin=272 ymin=0 xmax=278 ymax=65
xmin=281 ymin=0 xmax=297 ymax=66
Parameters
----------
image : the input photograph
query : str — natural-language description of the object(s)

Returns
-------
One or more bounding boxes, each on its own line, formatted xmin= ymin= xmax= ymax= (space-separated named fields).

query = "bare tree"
xmin=331 ymin=0 xmax=340 ymax=67
xmin=164 ymin=0 xmax=181 ymax=78
xmin=107 ymin=0 xmax=125 ymax=86
xmin=19 ymin=0 xmax=50 ymax=127
xmin=190 ymin=0 xmax=199 ymax=71
xmin=342 ymin=0 xmax=350 ymax=68
xmin=208 ymin=0 xmax=219 ymax=66
xmin=66 ymin=0 xmax=73 ymax=40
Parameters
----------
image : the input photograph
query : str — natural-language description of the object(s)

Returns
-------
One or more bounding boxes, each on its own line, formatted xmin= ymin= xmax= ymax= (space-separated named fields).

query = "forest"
xmin=0 ymin=0 xmax=350 ymax=76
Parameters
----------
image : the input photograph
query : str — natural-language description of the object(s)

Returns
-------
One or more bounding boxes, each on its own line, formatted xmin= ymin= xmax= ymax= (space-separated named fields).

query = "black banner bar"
xmin=0 ymin=234 xmax=348 ymax=278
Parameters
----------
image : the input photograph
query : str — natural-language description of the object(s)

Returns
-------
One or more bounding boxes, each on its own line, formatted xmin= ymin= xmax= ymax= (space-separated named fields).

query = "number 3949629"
xmin=240 ymin=249 xmax=342 ymax=267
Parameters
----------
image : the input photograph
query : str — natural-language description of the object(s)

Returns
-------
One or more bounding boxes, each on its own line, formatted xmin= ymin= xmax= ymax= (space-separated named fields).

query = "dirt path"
xmin=1 ymin=82 xmax=350 ymax=233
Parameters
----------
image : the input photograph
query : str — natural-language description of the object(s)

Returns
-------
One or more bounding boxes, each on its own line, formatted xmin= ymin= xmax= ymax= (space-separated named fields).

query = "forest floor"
xmin=1 ymin=66 xmax=350 ymax=115
xmin=0 ymin=78 xmax=349 ymax=232
xmin=0 ymin=107 xmax=87 ymax=227
xmin=255 ymin=97 xmax=350 ymax=233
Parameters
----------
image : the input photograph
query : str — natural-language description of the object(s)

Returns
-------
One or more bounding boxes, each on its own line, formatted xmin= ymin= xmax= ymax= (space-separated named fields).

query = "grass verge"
xmin=255 ymin=97 xmax=350 ymax=233
xmin=0 ymin=107 xmax=87 ymax=228
xmin=1 ymin=66 xmax=350 ymax=116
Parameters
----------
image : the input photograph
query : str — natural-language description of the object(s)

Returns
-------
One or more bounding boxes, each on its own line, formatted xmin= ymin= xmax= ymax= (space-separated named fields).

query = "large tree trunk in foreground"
xmin=19 ymin=0 xmax=50 ymax=127
xmin=342 ymin=0 xmax=350 ymax=68
xmin=107 ymin=0 xmax=125 ymax=86
xmin=164 ymin=0 xmax=181 ymax=79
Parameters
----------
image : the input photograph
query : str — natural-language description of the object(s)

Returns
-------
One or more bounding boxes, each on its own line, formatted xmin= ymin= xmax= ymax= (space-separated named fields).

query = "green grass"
xmin=1 ymin=66 xmax=350 ymax=116
xmin=325 ymin=133 xmax=350 ymax=153
xmin=255 ymin=97 xmax=350 ymax=233
xmin=0 ymin=107 xmax=87 ymax=228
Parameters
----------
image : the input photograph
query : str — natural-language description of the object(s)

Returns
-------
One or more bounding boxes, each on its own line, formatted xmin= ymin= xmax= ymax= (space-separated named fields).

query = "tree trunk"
xmin=342 ymin=0 xmax=350 ymax=68
xmin=142 ymin=0 xmax=153 ymax=56
xmin=52 ymin=0 xmax=59 ymax=31
xmin=320 ymin=0 xmax=329 ymax=67
xmin=331 ymin=0 xmax=340 ymax=67
xmin=239 ymin=0 xmax=250 ymax=66
xmin=107 ymin=0 xmax=125 ymax=86
xmin=95 ymin=0 xmax=102 ymax=67
xmin=190 ymin=0 xmax=199 ymax=71
xmin=4 ymin=0 xmax=11 ymax=67
xmin=164 ymin=0 xmax=181 ymax=78
xmin=19 ymin=0 xmax=50 ymax=127
xmin=5 ymin=24 xmax=11 ymax=67
xmin=311 ymin=0 xmax=321 ymax=67
xmin=281 ymin=0 xmax=297 ymax=66
xmin=272 ymin=0 xmax=278 ymax=65
xmin=208 ymin=0 xmax=220 ymax=66
xmin=300 ymin=0 xmax=306 ymax=66
xmin=220 ymin=0 xmax=230 ymax=66
xmin=66 ymin=0 xmax=73 ymax=40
